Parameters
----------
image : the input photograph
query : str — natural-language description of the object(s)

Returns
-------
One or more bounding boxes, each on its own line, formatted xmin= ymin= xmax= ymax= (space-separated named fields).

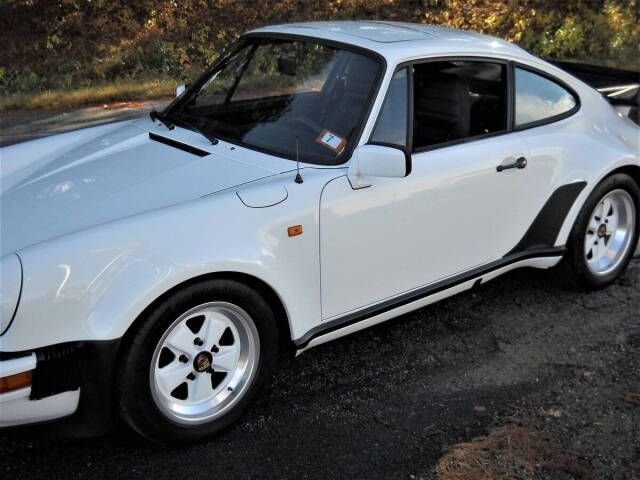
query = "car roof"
xmin=249 ymin=21 xmax=535 ymax=64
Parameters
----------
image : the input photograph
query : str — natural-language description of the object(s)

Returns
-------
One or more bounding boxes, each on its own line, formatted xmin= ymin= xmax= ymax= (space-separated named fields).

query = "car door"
xmin=319 ymin=58 xmax=557 ymax=321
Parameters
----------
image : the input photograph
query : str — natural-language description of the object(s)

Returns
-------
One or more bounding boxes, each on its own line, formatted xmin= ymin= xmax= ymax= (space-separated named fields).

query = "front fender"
xmin=0 ymin=170 xmax=340 ymax=352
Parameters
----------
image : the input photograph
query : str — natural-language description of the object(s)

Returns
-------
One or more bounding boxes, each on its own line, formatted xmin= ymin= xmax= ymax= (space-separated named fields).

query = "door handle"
xmin=497 ymin=156 xmax=527 ymax=172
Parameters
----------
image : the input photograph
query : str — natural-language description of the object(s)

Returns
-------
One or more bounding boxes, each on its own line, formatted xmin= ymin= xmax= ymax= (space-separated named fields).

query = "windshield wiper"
xmin=149 ymin=110 xmax=175 ymax=130
xmin=177 ymin=117 xmax=220 ymax=145
xmin=152 ymin=108 xmax=219 ymax=146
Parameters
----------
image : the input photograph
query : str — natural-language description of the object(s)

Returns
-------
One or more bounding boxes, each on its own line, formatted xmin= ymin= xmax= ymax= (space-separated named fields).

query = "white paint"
xmin=0 ymin=123 xmax=284 ymax=256
xmin=0 ymin=353 xmax=36 ymax=378
xmin=0 ymin=388 xmax=80 ymax=427
xmin=237 ymin=183 xmax=288 ymax=208
xmin=347 ymin=144 xmax=407 ymax=188
xmin=322 ymin=133 xmax=533 ymax=319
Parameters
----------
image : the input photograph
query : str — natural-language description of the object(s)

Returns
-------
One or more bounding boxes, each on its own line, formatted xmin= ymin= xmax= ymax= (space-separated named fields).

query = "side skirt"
xmin=294 ymin=247 xmax=564 ymax=354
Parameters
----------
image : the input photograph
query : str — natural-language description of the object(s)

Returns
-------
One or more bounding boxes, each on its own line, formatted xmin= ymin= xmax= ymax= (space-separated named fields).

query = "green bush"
xmin=0 ymin=0 xmax=637 ymax=101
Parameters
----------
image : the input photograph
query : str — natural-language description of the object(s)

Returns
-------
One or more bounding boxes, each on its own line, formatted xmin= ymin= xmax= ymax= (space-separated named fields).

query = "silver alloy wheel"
xmin=150 ymin=302 xmax=260 ymax=425
xmin=584 ymin=189 xmax=636 ymax=276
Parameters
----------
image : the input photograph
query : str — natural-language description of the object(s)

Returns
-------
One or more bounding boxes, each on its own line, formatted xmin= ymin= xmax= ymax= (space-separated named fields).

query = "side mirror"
xmin=175 ymin=84 xmax=189 ymax=97
xmin=347 ymin=143 xmax=411 ymax=189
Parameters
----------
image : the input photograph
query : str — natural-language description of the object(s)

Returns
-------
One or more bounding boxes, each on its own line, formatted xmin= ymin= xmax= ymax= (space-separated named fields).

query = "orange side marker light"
xmin=288 ymin=225 xmax=303 ymax=237
xmin=0 ymin=370 xmax=32 ymax=394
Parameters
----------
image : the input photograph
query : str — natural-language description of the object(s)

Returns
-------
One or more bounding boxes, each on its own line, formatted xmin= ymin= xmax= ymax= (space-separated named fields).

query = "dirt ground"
xmin=1 ymin=107 xmax=639 ymax=479
xmin=1 ymin=261 xmax=638 ymax=479
xmin=0 ymin=100 xmax=170 ymax=147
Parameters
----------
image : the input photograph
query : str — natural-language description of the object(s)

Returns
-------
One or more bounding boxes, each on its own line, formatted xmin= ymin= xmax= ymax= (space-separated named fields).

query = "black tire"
xmin=116 ymin=279 xmax=278 ymax=444
xmin=559 ymin=173 xmax=639 ymax=290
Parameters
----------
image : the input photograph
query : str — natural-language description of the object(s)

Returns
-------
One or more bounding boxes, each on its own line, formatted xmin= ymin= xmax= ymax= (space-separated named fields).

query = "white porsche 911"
xmin=1 ymin=21 xmax=638 ymax=443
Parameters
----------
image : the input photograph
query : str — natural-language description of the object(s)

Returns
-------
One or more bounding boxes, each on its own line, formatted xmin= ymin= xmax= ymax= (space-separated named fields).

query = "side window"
xmin=413 ymin=61 xmax=507 ymax=151
xmin=371 ymin=68 xmax=408 ymax=146
xmin=515 ymin=68 xmax=577 ymax=126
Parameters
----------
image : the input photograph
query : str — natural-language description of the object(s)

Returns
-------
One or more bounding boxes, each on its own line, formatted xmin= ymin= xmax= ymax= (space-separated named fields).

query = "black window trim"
xmin=164 ymin=32 xmax=388 ymax=167
xmin=511 ymin=61 xmax=581 ymax=131
xmin=368 ymin=56 xmax=581 ymax=155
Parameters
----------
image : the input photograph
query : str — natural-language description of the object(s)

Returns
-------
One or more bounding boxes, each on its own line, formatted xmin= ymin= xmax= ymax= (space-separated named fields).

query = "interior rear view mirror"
xmin=277 ymin=57 xmax=297 ymax=76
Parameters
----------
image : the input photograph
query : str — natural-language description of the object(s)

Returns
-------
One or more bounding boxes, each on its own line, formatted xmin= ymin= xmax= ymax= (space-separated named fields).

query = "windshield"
xmin=167 ymin=37 xmax=382 ymax=165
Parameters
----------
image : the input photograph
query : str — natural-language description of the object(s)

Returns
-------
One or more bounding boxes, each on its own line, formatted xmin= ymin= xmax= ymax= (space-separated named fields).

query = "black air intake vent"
xmin=31 ymin=343 xmax=85 ymax=400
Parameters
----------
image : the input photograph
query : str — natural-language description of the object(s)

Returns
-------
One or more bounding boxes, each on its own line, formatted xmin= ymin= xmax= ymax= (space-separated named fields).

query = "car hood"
xmin=1 ymin=121 xmax=281 ymax=255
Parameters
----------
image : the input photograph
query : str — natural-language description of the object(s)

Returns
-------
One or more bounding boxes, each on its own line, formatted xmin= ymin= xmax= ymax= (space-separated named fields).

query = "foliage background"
xmin=0 ymin=0 xmax=638 ymax=106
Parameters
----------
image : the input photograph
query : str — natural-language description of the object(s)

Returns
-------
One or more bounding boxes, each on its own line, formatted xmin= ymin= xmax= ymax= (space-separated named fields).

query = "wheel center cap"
xmin=194 ymin=351 xmax=212 ymax=372
xmin=597 ymin=224 xmax=607 ymax=238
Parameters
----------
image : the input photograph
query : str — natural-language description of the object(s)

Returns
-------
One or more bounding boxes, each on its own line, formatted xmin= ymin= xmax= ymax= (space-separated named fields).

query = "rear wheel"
xmin=561 ymin=173 xmax=639 ymax=290
xmin=116 ymin=279 xmax=278 ymax=443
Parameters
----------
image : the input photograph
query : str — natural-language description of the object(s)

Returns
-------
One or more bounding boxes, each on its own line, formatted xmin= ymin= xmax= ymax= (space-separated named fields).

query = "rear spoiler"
xmin=548 ymin=60 xmax=639 ymax=125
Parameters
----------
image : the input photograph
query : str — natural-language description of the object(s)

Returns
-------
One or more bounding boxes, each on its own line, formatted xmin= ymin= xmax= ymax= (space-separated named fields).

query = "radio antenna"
xmin=294 ymin=136 xmax=303 ymax=184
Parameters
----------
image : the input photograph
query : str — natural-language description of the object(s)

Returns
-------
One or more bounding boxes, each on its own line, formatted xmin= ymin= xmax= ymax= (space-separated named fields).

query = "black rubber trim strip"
xmin=506 ymin=181 xmax=587 ymax=256
xmin=294 ymin=246 xmax=565 ymax=349
xmin=149 ymin=132 xmax=210 ymax=157
xmin=30 ymin=343 xmax=84 ymax=399
xmin=0 ymin=253 xmax=23 ymax=337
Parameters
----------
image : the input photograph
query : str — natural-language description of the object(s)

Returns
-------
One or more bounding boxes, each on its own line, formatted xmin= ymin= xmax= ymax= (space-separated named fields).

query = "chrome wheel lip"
xmin=584 ymin=189 xmax=636 ymax=277
xmin=150 ymin=302 xmax=260 ymax=425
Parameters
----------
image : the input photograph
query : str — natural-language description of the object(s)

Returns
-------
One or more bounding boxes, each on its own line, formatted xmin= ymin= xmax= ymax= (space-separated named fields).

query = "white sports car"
xmin=1 ymin=21 xmax=638 ymax=443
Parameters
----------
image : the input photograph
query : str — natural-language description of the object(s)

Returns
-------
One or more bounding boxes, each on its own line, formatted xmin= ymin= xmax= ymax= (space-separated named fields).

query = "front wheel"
xmin=560 ymin=173 xmax=639 ymax=290
xmin=116 ymin=279 xmax=278 ymax=443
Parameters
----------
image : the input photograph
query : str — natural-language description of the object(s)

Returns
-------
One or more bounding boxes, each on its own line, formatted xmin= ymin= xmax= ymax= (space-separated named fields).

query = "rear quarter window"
xmin=515 ymin=68 xmax=578 ymax=126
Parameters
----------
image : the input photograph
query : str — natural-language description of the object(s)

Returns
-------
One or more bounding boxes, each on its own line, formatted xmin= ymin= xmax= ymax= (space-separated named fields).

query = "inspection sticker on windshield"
xmin=316 ymin=129 xmax=346 ymax=153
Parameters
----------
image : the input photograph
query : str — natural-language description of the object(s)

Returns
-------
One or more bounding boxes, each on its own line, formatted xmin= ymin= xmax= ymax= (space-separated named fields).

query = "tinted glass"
xmin=170 ymin=38 xmax=381 ymax=165
xmin=412 ymin=61 xmax=507 ymax=150
xmin=515 ymin=68 xmax=577 ymax=126
xmin=232 ymin=43 xmax=335 ymax=101
xmin=371 ymin=68 xmax=408 ymax=146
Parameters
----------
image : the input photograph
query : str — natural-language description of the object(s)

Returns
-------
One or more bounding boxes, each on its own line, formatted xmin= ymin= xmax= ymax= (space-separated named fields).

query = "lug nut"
xmin=179 ymin=354 xmax=188 ymax=363
xmin=194 ymin=337 xmax=204 ymax=346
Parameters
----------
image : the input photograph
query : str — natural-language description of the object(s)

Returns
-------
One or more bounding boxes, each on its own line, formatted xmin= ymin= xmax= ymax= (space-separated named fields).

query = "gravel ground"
xmin=0 ymin=100 xmax=170 ymax=147
xmin=1 ymin=106 xmax=639 ymax=478
xmin=1 ymin=260 xmax=638 ymax=479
